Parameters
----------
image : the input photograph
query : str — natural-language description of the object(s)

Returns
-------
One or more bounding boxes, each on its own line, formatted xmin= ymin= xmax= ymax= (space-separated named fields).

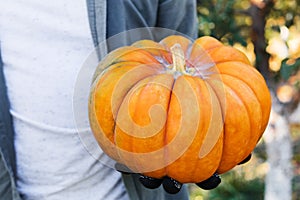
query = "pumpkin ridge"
xmin=131 ymin=39 xmax=171 ymax=59
xmin=192 ymin=78 xmax=223 ymax=182
xmin=187 ymin=77 xmax=206 ymax=182
xmin=216 ymin=84 xmax=252 ymax=173
xmin=163 ymin=77 xmax=176 ymax=176
xmin=159 ymin=35 xmax=192 ymax=52
xmin=193 ymin=36 xmax=223 ymax=51
xmin=113 ymin=73 xmax=164 ymax=140
xmin=110 ymin=68 xmax=165 ymax=131
xmin=165 ymin=76 xmax=223 ymax=183
xmin=92 ymin=46 xmax=160 ymax=81
xmin=93 ymin=62 xmax=145 ymax=86
xmin=220 ymin=75 xmax=262 ymax=163
xmin=216 ymin=61 xmax=271 ymax=134
xmin=197 ymin=80 xmax=224 ymax=159
xmin=91 ymin=63 xmax=165 ymax=163
xmin=115 ymin=73 xmax=174 ymax=177
xmin=90 ymin=63 xmax=144 ymax=161
xmin=208 ymin=46 xmax=251 ymax=65
xmin=164 ymin=75 xmax=203 ymax=182
xmin=207 ymin=78 xmax=252 ymax=173
xmin=96 ymin=64 xmax=162 ymax=127
xmin=200 ymin=45 xmax=221 ymax=53
xmin=205 ymin=78 xmax=230 ymax=172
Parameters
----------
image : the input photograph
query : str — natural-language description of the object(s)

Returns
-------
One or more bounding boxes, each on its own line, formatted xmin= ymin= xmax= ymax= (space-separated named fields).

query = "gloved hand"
xmin=115 ymin=153 xmax=252 ymax=194
xmin=238 ymin=153 xmax=252 ymax=165
xmin=196 ymin=153 xmax=252 ymax=190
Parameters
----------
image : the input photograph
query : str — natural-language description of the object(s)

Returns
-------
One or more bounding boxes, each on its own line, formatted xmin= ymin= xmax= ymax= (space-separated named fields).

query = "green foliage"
xmin=205 ymin=171 xmax=265 ymax=200
xmin=280 ymin=58 xmax=300 ymax=81
xmin=197 ymin=0 xmax=248 ymax=46
xmin=292 ymin=175 xmax=300 ymax=200
xmin=189 ymin=170 xmax=265 ymax=200
xmin=268 ymin=0 xmax=300 ymax=28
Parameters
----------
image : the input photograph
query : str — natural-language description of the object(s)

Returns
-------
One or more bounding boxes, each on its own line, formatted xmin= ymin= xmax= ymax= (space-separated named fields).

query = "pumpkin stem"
xmin=170 ymin=44 xmax=187 ymax=74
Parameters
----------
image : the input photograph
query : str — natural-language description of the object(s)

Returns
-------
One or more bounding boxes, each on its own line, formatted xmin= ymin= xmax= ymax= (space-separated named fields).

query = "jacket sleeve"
xmin=0 ymin=47 xmax=17 ymax=176
xmin=106 ymin=0 xmax=198 ymax=44
xmin=156 ymin=0 xmax=198 ymax=39
xmin=106 ymin=1 xmax=197 ymax=199
xmin=0 ymin=47 xmax=21 ymax=200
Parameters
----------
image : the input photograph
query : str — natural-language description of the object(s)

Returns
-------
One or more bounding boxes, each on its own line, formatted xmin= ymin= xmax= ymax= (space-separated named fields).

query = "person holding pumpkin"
xmin=0 ymin=0 xmax=199 ymax=200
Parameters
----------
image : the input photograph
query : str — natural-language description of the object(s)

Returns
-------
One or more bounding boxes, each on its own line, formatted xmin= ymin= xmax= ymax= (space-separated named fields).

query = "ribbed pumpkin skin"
xmin=89 ymin=35 xmax=271 ymax=183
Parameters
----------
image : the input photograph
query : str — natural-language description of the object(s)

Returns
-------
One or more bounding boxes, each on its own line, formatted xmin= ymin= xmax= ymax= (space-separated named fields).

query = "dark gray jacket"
xmin=0 ymin=0 xmax=198 ymax=199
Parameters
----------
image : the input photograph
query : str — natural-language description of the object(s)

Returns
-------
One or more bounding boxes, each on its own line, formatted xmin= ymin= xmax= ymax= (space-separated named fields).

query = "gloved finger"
xmin=139 ymin=175 xmax=183 ymax=194
xmin=196 ymin=173 xmax=221 ymax=190
xmin=115 ymin=163 xmax=182 ymax=193
xmin=238 ymin=153 xmax=252 ymax=165
xmin=139 ymin=175 xmax=163 ymax=189
xmin=162 ymin=176 xmax=182 ymax=194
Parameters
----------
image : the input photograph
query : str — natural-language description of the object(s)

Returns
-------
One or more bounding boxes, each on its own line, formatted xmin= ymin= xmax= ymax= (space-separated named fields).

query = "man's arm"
xmin=106 ymin=0 xmax=198 ymax=38
xmin=156 ymin=0 xmax=198 ymax=39
xmin=106 ymin=1 xmax=198 ymax=199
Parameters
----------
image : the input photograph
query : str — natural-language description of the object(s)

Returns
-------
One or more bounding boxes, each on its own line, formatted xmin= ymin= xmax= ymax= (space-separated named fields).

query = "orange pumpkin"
xmin=89 ymin=35 xmax=271 ymax=184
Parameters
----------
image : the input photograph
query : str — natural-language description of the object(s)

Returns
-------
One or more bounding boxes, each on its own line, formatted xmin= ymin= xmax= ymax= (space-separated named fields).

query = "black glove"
xmin=115 ymin=163 xmax=182 ymax=194
xmin=115 ymin=153 xmax=252 ymax=194
xmin=238 ymin=153 xmax=252 ymax=165
xmin=138 ymin=173 xmax=221 ymax=193
xmin=196 ymin=153 xmax=252 ymax=190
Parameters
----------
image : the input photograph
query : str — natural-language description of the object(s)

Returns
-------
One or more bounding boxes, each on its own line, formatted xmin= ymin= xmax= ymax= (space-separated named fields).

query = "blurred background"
xmin=189 ymin=0 xmax=300 ymax=199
